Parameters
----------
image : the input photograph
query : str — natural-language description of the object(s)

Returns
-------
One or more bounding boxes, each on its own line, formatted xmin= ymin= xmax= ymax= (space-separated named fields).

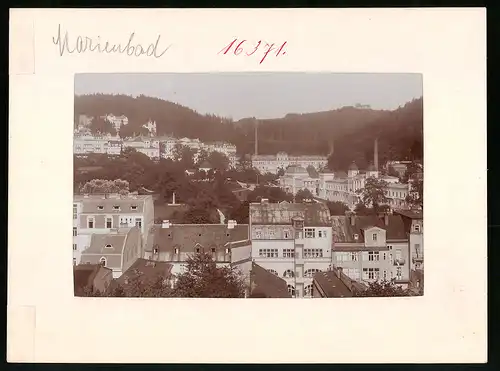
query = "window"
xmin=415 ymin=244 xmax=421 ymax=256
xmin=73 ymin=258 xmax=76 ymax=266
xmin=106 ymin=217 xmax=112 ymax=228
xmin=318 ymin=230 xmax=323 ymax=238
xmin=73 ymin=204 xmax=77 ymax=219
xmin=255 ymin=230 xmax=262 ymax=239
xmin=350 ymin=252 xmax=358 ymax=261
xmin=174 ymin=248 xmax=179 ymax=254
xmin=368 ymin=251 xmax=380 ymax=261
xmin=304 ymin=269 xmax=320 ymax=278
xmin=73 ymin=243 xmax=77 ymax=251
xmin=225 ymin=248 xmax=230 ymax=254
xmin=112 ymin=205 xmax=120 ymax=211
xmin=305 ymin=228 xmax=315 ymax=238
xmin=363 ymin=268 xmax=380 ymax=280
xmin=383 ymin=270 xmax=387 ymax=280
xmin=387 ymin=245 xmax=393 ymax=250
xmin=88 ymin=218 xmax=94 ymax=229
xmin=284 ymin=230 xmax=290 ymax=239
xmin=195 ymin=247 xmax=201 ymax=253
xmin=383 ymin=252 xmax=387 ymax=260
xmin=396 ymin=267 xmax=402 ymax=280
xmin=372 ymin=233 xmax=377 ymax=242
xmin=99 ymin=257 xmax=107 ymax=267
xmin=268 ymin=269 xmax=278 ymax=276
xmin=105 ymin=244 xmax=112 ymax=249
xmin=304 ymin=249 xmax=323 ymax=258
xmin=258 ymin=249 xmax=278 ymax=258
xmin=135 ymin=218 xmax=142 ymax=228
xmin=414 ymin=224 xmax=421 ymax=232
xmin=97 ymin=205 xmax=104 ymax=210
xmin=131 ymin=205 xmax=138 ymax=210
xmin=211 ymin=248 xmax=216 ymax=253
xmin=283 ymin=270 xmax=295 ymax=278
xmin=304 ymin=284 xmax=313 ymax=297
xmin=73 ymin=227 xmax=77 ymax=237
xmin=395 ymin=249 xmax=402 ymax=260
xmin=353 ymin=233 xmax=359 ymax=240
xmin=283 ymin=249 xmax=295 ymax=258
xmin=287 ymin=285 xmax=296 ymax=296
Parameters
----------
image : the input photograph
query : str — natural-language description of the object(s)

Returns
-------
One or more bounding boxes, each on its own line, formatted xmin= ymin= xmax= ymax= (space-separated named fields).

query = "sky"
xmin=74 ymin=73 xmax=422 ymax=121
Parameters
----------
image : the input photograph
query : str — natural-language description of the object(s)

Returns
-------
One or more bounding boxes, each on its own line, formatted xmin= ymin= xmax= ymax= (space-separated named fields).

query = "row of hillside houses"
xmin=73 ymin=193 xmax=424 ymax=298
xmin=279 ymin=162 xmax=415 ymax=210
xmin=73 ymin=133 xmax=238 ymax=167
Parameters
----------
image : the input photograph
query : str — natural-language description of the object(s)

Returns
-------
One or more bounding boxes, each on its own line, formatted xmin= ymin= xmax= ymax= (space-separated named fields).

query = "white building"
xmin=103 ymin=114 xmax=129 ymax=131
xmin=142 ymin=119 xmax=157 ymax=136
xmin=122 ymin=136 xmax=160 ymax=159
xmin=331 ymin=212 xmax=411 ymax=289
xmin=249 ymin=200 xmax=333 ymax=298
xmin=73 ymin=194 xmax=155 ymax=265
xmin=252 ymin=152 xmax=328 ymax=174
xmin=73 ymin=133 xmax=122 ymax=156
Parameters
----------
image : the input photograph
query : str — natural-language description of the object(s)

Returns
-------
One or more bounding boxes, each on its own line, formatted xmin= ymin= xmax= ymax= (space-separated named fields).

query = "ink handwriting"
xmin=52 ymin=24 xmax=171 ymax=58
xmin=218 ymin=38 xmax=287 ymax=64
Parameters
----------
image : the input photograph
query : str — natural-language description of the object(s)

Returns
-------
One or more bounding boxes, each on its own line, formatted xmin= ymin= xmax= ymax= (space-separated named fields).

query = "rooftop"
xmin=73 ymin=264 xmax=111 ymax=295
xmin=82 ymin=227 xmax=140 ymax=255
xmin=393 ymin=209 xmax=423 ymax=219
xmin=149 ymin=224 xmax=250 ymax=253
xmin=249 ymin=201 xmax=331 ymax=226
xmin=116 ymin=258 xmax=173 ymax=286
xmin=249 ymin=263 xmax=291 ymax=298
xmin=313 ymin=271 xmax=354 ymax=298
xmin=331 ymin=215 xmax=407 ymax=243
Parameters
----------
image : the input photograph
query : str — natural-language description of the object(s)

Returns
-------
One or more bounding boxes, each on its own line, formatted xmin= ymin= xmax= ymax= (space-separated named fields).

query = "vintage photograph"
xmin=72 ymin=72 xmax=423 ymax=298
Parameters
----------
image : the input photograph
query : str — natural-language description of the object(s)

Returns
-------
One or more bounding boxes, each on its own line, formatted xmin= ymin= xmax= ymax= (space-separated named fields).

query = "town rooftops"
xmin=393 ymin=209 xmax=423 ymax=219
xmin=313 ymin=269 xmax=366 ymax=297
xmin=74 ymin=194 xmax=151 ymax=213
xmin=331 ymin=215 xmax=407 ymax=243
xmin=83 ymin=228 xmax=137 ymax=255
xmin=285 ymin=165 xmax=308 ymax=175
xmin=148 ymin=223 xmax=250 ymax=253
xmin=249 ymin=201 xmax=331 ymax=226
xmin=249 ymin=262 xmax=291 ymax=298
xmin=73 ymin=264 xmax=112 ymax=296
xmin=116 ymin=258 xmax=173 ymax=286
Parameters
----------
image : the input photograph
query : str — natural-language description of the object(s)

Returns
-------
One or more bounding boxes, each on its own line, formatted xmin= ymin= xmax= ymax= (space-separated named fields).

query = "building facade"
xmin=73 ymin=194 xmax=155 ymax=265
xmin=122 ymin=136 xmax=160 ymax=159
xmin=331 ymin=213 xmax=411 ymax=289
xmin=252 ymin=152 xmax=328 ymax=174
xmin=249 ymin=200 xmax=333 ymax=298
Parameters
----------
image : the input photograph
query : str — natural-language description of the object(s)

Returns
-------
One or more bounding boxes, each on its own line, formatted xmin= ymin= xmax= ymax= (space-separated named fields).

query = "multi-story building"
xmin=394 ymin=210 xmax=424 ymax=271
xmin=142 ymin=119 xmax=157 ymax=136
xmin=73 ymin=133 xmax=123 ymax=156
xmin=79 ymin=226 xmax=142 ymax=279
xmin=122 ymin=136 xmax=160 ymax=159
xmin=331 ymin=212 xmax=411 ymax=289
xmin=103 ymin=114 xmax=129 ymax=131
xmin=73 ymin=194 xmax=155 ymax=264
xmin=249 ymin=200 xmax=333 ymax=298
xmin=144 ymin=220 xmax=251 ymax=276
xmin=252 ymin=152 xmax=328 ymax=174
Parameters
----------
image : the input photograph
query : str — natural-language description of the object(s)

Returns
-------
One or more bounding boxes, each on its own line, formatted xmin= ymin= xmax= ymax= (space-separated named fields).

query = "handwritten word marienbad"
xmin=218 ymin=38 xmax=287 ymax=64
xmin=52 ymin=25 xmax=171 ymax=58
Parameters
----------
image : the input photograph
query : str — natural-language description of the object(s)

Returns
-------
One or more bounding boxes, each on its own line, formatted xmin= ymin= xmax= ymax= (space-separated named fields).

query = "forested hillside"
xmin=74 ymin=94 xmax=423 ymax=170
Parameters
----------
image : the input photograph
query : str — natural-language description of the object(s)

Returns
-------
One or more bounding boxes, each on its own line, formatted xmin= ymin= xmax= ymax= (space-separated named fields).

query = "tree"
xmin=354 ymin=280 xmax=412 ymax=297
xmin=207 ymin=151 xmax=230 ymax=172
xmin=80 ymin=179 xmax=130 ymax=194
xmin=356 ymin=178 xmax=389 ymax=213
xmin=229 ymin=201 xmax=250 ymax=224
xmin=196 ymin=149 xmax=209 ymax=167
xmin=90 ymin=116 xmax=115 ymax=135
xmin=354 ymin=202 xmax=373 ymax=216
xmin=295 ymin=188 xmax=314 ymax=203
xmin=326 ymin=201 xmax=350 ymax=215
xmin=172 ymin=253 xmax=246 ymax=298
xmin=173 ymin=144 xmax=196 ymax=169
xmin=387 ymin=165 xmax=399 ymax=177
xmin=401 ymin=161 xmax=422 ymax=183
xmin=277 ymin=167 xmax=285 ymax=177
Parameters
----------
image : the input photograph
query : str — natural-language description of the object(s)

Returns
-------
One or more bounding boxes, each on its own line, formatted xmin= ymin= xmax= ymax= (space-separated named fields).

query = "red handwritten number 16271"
xmin=218 ymin=38 xmax=287 ymax=64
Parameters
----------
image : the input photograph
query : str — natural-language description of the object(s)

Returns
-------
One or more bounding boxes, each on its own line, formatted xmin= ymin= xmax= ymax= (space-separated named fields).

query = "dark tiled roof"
xmin=249 ymin=202 xmax=331 ymax=226
xmin=393 ymin=209 xmax=423 ymax=219
xmin=116 ymin=258 xmax=173 ymax=286
xmin=73 ymin=264 xmax=110 ymax=295
xmin=348 ymin=162 xmax=358 ymax=171
xmin=154 ymin=202 xmax=189 ymax=222
xmin=334 ymin=171 xmax=348 ymax=179
xmin=249 ymin=263 xmax=291 ymax=298
xmin=75 ymin=195 xmax=150 ymax=214
xmin=150 ymin=224 xmax=249 ymax=253
xmin=313 ymin=271 xmax=354 ymax=298
xmin=331 ymin=215 xmax=407 ymax=243
xmin=306 ymin=166 xmax=319 ymax=178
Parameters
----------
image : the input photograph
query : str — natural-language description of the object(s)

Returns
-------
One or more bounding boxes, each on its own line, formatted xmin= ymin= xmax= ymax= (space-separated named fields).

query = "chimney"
xmin=162 ymin=220 xmax=171 ymax=229
xmin=172 ymin=192 xmax=176 ymax=205
xmin=261 ymin=198 xmax=269 ymax=204
xmin=227 ymin=220 xmax=237 ymax=229
xmin=374 ymin=138 xmax=379 ymax=171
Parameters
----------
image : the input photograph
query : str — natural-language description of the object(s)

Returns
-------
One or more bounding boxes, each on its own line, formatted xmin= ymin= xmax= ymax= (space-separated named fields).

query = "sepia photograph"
xmin=72 ymin=72 xmax=424 ymax=298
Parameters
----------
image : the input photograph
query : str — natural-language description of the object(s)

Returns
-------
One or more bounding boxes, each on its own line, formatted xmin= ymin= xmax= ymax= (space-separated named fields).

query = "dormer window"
xmin=153 ymin=247 xmax=158 ymax=254
xmin=353 ymin=233 xmax=359 ymax=240
xmin=131 ymin=205 xmax=137 ymax=210
xmin=225 ymin=248 xmax=229 ymax=254
xmin=104 ymin=244 xmax=112 ymax=249
xmin=112 ymin=205 xmax=120 ymax=211
xmin=211 ymin=248 xmax=216 ymax=253
xmin=97 ymin=205 xmax=104 ymax=210
xmin=195 ymin=247 xmax=200 ymax=253
xmin=372 ymin=233 xmax=377 ymax=242
xmin=414 ymin=224 xmax=421 ymax=232
xmin=174 ymin=248 xmax=179 ymax=254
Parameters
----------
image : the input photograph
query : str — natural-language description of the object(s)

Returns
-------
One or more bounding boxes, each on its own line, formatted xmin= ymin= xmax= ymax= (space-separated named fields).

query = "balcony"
xmin=393 ymin=258 xmax=406 ymax=266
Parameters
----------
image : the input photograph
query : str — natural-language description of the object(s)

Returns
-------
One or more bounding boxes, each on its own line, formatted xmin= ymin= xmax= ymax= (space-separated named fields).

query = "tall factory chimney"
xmin=374 ymin=138 xmax=379 ymax=171
xmin=254 ymin=118 xmax=258 ymax=155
